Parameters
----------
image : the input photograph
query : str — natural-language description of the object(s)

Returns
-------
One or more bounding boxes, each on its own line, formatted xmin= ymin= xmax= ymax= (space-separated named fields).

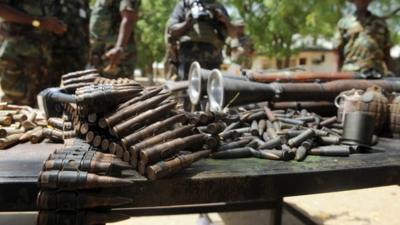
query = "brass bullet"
xmin=288 ymin=129 xmax=315 ymax=147
xmin=111 ymin=101 xmax=177 ymax=138
xmin=121 ymin=114 xmax=187 ymax=148
xmin=147 ymin=150 xmax=210 ymax=180
xmin=140 ymin=134 xmax=207 ymax=165
xmin=0 ymin=133 xmax=23 ymax=149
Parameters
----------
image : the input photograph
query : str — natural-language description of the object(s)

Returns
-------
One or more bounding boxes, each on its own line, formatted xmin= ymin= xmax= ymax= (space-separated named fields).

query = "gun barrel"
xmin=247 ymin=71 xmax=357 ymax=83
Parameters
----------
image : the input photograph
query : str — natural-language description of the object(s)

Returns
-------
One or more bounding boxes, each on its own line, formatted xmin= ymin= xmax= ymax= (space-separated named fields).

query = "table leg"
xmin=270 ymin=197 xmax=283 ymax=225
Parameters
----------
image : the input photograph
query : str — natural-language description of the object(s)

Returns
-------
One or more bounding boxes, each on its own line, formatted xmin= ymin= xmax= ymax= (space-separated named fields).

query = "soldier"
xmin=89 ymin=0 xmax=141 ymax=79
xmin=335 ymin=0 xmax=393 ymax=77
xmin=49 ymin=0 xmax=90 ymax=87
xmin=0 ymin=2 xmax=66 ymax=105
xmin=167 ymin=0 xmax=235 ymax=80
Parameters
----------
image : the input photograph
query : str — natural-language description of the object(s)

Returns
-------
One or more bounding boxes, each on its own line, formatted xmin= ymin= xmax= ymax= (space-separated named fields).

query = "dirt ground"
xmin=110 ymin=186 xmax=400 ymax=225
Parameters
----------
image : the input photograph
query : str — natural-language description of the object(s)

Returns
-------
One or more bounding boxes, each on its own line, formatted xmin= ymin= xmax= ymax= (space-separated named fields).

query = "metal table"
xmin=0 ymin=138 xmax=399 ymax=224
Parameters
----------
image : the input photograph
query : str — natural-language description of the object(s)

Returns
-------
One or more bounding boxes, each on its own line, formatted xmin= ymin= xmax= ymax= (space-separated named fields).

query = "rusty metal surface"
xmin=0 ymin=139 xmax=399 ymax=211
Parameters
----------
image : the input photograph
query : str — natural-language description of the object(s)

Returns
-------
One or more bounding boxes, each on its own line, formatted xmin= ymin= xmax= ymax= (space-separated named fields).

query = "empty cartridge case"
xmin=309 ymin=145 xmax=351 ymax=157
xmin=0 ymin=115 xmax=12 ymax=126
xmin=288 ymin=129 xmax=315 ymax=147
xmin=319 ymin=116 xmax=337 ymax=127
xmin=258 ymin=119 xmax=266 ymax=136
xmin=30 ymin=127 xmax=44 ymax=144
xmin=295 ymin=140 xmax=313 ymax=161
xmin=147 ymin=150 xmax=210 ymax=180
xmin=250 ymin=120 xmax=259 ymax=136
xmin=206 ymin=122 xmax=226 ymax=135
xmin=259 ymin=136 xmax=287 ymax=150
xmin=211 ymin=147 xmax=257 ymax=159
xmin=48 ymin=118 xmax=73 ymax=130
xmin=19 ymin=126 xmax=41 ymax=142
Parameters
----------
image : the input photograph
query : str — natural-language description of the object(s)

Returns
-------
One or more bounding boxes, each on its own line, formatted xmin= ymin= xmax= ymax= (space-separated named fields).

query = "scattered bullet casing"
xmin=206 ymin=122 xmax=226 ymax=135
xmin=30 ymin=127 xmax=44 ymax=144
xmin=309 ymin=145 xmax=351 ymax=157
xmin=0 ymin=133 xmax=23 ymax=149
xmin=48 ymin=117 xmax=73 ymax=130
xmin=288 ymin=129 xmax=315 ymax=147
xmin=259 ymin=136 xmax=286 ymax=150
xmin=250 ymin=120 xmax=259 ymax=136
xmin=319 ymin=116 xmax=337 ymax=127
xmin=211 ymin=147 xmax=256 ymax=159
xmin=218 ymin=138 xmax=252 ymax=151
xmin=295 ymin=140 xmax=313 ymax=161
xmin=258 ymin=119 xmax=266 ymax=136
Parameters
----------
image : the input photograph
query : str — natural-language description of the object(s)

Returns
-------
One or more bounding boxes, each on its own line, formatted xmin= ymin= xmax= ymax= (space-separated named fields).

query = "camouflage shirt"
xmin=89 ymin=0 xmax=140 ymax=78
xmin=90 ymin=0 xmax=140 ymax=43
xmin=334 ymin=11 xmax=391 ymax=75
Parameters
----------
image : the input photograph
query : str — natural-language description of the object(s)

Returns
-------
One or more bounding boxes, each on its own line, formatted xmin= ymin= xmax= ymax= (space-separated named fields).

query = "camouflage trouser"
xmin=0 ymin=36 xmax=50 ymax=106
xmin=0 ymin=59 xmax=47 ymax=106
xmin=90 ymin=40 xmax=136 ymax=79
xmin=178 ymin=42 xmax=223 ymax=80
xmin=49 ymin=3 xmax=90 ymax=87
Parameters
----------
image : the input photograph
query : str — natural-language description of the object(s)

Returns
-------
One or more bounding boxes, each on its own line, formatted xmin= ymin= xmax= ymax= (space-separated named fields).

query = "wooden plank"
xmin=0 ymin=138 xmax=399 ymax=211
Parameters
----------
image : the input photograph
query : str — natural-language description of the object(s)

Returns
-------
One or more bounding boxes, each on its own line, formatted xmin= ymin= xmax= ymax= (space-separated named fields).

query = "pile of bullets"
xmin=0 ymin=103 xmax=50 ymax=149
xmin=71 ymin=87 xmax=211 ymax=180
xmin=57 ymin=71 xmax=212 ymax=180
xmin=37 ymin=139 xmax=132 ymax=225
xmin=61 ymin=69 xmax=137 ymax=91
xmin=190 ymin=106 xmax=364 ymax=162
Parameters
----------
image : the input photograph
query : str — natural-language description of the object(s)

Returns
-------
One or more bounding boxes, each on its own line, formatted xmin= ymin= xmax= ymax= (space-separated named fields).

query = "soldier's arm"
xmin=115 ymin=9 xmax=138 ymax=50
xmin=0 ymin=4 xmax=66 ymax=35
xmin=168 ymin=3 xmax=193 ymax=39
xmin=105 ymin=1 xmax=139 ymax=66
xmin=213 ymin=6 xmax=235 ymax=38
xmin=333 ymin=23 xmax=345 ymax=72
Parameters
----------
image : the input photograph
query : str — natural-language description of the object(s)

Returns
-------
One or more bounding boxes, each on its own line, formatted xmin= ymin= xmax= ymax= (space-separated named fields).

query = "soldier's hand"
xmin=105 ymin=47 xmax=123 ymax=66
xmin=40 ymin=17 xmax=67 ymax=35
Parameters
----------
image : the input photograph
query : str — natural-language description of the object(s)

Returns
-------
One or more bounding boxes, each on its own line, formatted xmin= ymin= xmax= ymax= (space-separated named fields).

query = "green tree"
xmin=226 ymin=0 xmax=345 ymax=68
xmin=135 ymin=0 xmax=178 ymax=78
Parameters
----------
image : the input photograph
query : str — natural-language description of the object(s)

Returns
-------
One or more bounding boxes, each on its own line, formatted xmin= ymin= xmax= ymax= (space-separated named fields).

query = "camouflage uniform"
xmin=334 ymin=11 xmax=391 ymax=76
xmin=49 ymin=0 xmax=90 ymax=87
xmin=169 ymin=0 xmax=229 ymax=80
xmin=0 ymin=0 xmax=52 ymax=106
xmin=89 ymin=0 xmax=140 ymax=79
